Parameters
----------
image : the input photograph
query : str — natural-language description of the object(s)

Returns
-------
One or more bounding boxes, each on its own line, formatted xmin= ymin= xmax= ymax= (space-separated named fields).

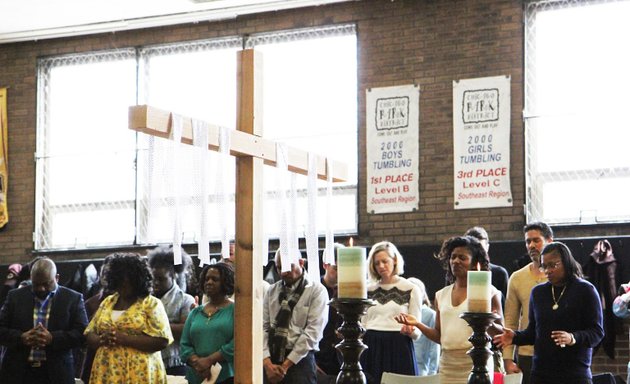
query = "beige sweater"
xmin=503 ymin=263 xmax=547 ymax=359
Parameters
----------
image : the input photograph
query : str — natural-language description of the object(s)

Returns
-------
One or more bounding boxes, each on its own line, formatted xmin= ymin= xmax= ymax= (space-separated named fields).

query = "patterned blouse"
xmin=363 ymin=277 xmax=422 ymax=339
xmin=84 ymin=293 xmax=174 ymax=384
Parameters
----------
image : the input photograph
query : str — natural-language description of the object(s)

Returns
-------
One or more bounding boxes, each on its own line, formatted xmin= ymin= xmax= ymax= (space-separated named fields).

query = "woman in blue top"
xmin=180 ymin=262 xmax=235 ymax=384
xmin=407 ymin=277 xmax=440 ymax=376
xmin=494 ymin=242 xmax=604 ymax=384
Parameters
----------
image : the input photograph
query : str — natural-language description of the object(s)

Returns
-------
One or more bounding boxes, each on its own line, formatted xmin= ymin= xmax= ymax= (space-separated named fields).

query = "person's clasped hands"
xmin=98 ymin=326 xmax=118 ymax=347
xmin=263 ymin=358 xmax=287 ymax=384
xmin=189 ymin=355 xmax=217 ymax=380
xmin=21 ymin=322 xmax=52 ymax=348
xmin=96 ymin=322 xmax=130 ymax=348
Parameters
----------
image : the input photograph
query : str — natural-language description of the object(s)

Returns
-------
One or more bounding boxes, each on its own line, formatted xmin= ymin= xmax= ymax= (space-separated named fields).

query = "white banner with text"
xmin=366 ymin=84 xmax=420 ymax=214
xmin=453 ymin=76 xmax=512 ymax=209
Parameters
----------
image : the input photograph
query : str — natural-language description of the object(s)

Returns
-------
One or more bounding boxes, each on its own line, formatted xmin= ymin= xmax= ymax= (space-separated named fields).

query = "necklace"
xmin=551 ymin=285 xmax=566 ymax=310
xmin=204 ymin=300 xmax=230 ymax=322
xmin=204 ymin=300 xmax=230 ymax=321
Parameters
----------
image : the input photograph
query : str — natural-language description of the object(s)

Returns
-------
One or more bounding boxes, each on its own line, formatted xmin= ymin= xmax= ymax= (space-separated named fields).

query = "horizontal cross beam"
xmin=129 ymin=104 xmax=348 ymax=182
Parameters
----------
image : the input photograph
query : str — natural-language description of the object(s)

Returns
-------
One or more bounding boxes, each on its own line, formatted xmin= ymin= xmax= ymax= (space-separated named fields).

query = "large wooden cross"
xmin=129 ymin=49 xmax=347 ymax=384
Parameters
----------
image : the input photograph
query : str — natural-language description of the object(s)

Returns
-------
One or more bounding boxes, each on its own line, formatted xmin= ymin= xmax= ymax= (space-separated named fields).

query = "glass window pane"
xmin=534 ymin=2 xmax=630 ymax=114
xmin=526 ymin=1 xmax=630 ymax=225
xmin=255 ymin=34 xmax=358 ymax=184
xmin=542 ymin=178 xmax=630 ymax=223
xmin=37 ymin=56 xmax=137 ymax=249
xmin=254 ymin=32 xmax=358 ymax=235
xmin=144 ymin=47 xmax=238 ymax=128
xmin=47 ymin=61 xmax=137 ymax=155
xmin=138 ymin=45 xmax=239 ymax=244
xmin=52 ymin=209 xmax=135 ymax=248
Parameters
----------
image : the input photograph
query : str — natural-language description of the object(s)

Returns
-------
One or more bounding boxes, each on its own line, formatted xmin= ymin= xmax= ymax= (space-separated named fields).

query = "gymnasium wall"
xmin=1 ymin=0 xmax=629 ymax=376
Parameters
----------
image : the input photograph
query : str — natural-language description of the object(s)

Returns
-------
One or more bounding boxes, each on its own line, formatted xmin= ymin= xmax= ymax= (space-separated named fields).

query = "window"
xmin=247 ymin=25 xmax=358 ymax=235
xmin=35 ymin=24 xmax=357 ymax=250
xmin=136 ymin=37 xmax=242 ymax=245
xmin=36 ymin=51 xmax=138 ymax=248
xmin=525 ymin=0 xmax=630 ymax=225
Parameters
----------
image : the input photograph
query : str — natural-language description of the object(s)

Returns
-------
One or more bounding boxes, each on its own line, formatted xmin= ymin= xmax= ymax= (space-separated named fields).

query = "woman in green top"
xmin=180 ymin=262 xmax=235 ymax=384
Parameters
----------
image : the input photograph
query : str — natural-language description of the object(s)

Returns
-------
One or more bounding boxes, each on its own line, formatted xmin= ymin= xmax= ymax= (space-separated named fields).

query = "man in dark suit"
xmin=0 ymin=257 xmax=88 ymax=384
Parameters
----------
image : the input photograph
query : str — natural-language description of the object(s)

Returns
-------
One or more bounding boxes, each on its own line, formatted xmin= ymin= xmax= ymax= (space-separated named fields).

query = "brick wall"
xmin=593 ymin=323 xmax=629 ymax=379
xmin=0 ymin=0 xmax=629 ymax=376
xmin=356 ymin=0 xmax=526 ymax=245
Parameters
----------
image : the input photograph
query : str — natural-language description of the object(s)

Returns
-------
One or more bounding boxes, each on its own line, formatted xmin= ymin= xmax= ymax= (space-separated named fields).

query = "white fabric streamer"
xmin=171 ymin=114 xmax=184 ymax=265
xmin=288 ymin=172 xmax=300 ymax=267
xmin=305 ymin=153 xmax=319 ymax=282
xmin=143 ymin=129 xmax=175 ymax=250
xmin=192 ymin=119 xmax=211 ymax=266
xmin=217 ymin=126 xmax=232 ymax=261
xmin=143 ymin=135 xmax=158 ymax=244
xmin=261 ymin=164 xmax=269 ymax=267
xmin=324 ymin=159 xmax=335 ymax=265
xmin=275 ymin=143 xmax=292 ymax=273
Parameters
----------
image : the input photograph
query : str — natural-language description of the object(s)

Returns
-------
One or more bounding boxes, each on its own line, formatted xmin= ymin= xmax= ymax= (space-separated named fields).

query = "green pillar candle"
xmin=337 ymin=246 xmax=367 ymax=299
xmin=467 ymin=270 xmax=491 ymax=312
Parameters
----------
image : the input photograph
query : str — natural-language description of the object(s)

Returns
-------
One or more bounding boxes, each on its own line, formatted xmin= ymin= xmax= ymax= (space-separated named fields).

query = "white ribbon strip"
xmin=261 ymin=164 xmax=269 ymax=266
xmin=324 ymin=159 xmax=334 ymax=265
xmin=192 ymin=119 xmax=210 ymax=266
xmin=305 ymin=153 xmax=319 ymax=282
xmin=275 ymin=143 xmax=292 ymax=273
xmin=288 ymin=172 xmax=300 ymax=268
xmin=144 ymin=135 xmax=157 ymax=243
xmin=217 ymin=126 xmax=232 ymax=262
xmin=171 ymin=114 xmax=184 ymax=265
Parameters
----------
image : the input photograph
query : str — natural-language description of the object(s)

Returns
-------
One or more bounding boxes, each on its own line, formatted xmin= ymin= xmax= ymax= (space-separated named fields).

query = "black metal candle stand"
xmin=330 ymin=298 xmax=375 ymax=384
xmin=459 ymin=311 xmax=501 ymax=384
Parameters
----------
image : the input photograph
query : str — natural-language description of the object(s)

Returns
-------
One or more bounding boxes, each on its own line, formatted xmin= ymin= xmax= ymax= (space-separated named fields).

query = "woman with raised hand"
xmin=493 ymin=242 xmax=603 ymax=384
xmin=395 ymin=236 xmax=503 ymax=384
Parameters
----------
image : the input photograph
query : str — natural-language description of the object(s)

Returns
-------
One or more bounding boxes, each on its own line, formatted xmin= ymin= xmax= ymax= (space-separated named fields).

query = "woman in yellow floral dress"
xmin=85 ymin=252 xmax=173 ymax=384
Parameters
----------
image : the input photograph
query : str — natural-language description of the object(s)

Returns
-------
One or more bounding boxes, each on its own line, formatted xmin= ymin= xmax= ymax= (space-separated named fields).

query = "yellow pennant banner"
xmin=0 ymin=88 xmax=8 ymax=228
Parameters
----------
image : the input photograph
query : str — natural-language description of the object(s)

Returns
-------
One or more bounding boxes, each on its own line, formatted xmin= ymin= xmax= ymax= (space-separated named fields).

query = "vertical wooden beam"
xmin=234 ymin=49 xmax=264 ymax=384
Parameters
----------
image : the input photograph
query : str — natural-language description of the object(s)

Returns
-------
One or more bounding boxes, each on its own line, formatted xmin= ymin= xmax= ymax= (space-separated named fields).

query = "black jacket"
xmin=0 ymin=285 xmax=88 ymax=384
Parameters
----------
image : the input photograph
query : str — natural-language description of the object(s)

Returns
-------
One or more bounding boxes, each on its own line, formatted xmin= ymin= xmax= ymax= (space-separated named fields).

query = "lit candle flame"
xmin=349 ymin=237 xmax=354 ymax=247
xmin=476 ymin=262 xmax=480 ymax=271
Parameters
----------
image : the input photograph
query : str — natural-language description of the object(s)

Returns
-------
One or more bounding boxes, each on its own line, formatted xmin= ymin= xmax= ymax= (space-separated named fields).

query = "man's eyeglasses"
xmin=539 ymin=261 xmax=562 ymax=272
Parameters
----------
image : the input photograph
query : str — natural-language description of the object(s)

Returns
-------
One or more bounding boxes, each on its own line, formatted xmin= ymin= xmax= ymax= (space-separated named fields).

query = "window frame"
xmin=34 ymin=24 xmax=358 ymax=251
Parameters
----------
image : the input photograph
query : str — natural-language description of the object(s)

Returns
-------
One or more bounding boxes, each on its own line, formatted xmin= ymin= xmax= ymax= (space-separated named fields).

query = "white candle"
xmin=467 ymin=269 xmax=491 ymax=312
xmin=337 ymin=245 xmax=367 ymax=299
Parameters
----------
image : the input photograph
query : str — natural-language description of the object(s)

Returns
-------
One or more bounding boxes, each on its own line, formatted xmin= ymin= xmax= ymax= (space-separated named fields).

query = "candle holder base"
xmin=330 ymin=298 xmax=375 ymax=384
xmin=459 ymin=311 xmax=500 ymax=384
